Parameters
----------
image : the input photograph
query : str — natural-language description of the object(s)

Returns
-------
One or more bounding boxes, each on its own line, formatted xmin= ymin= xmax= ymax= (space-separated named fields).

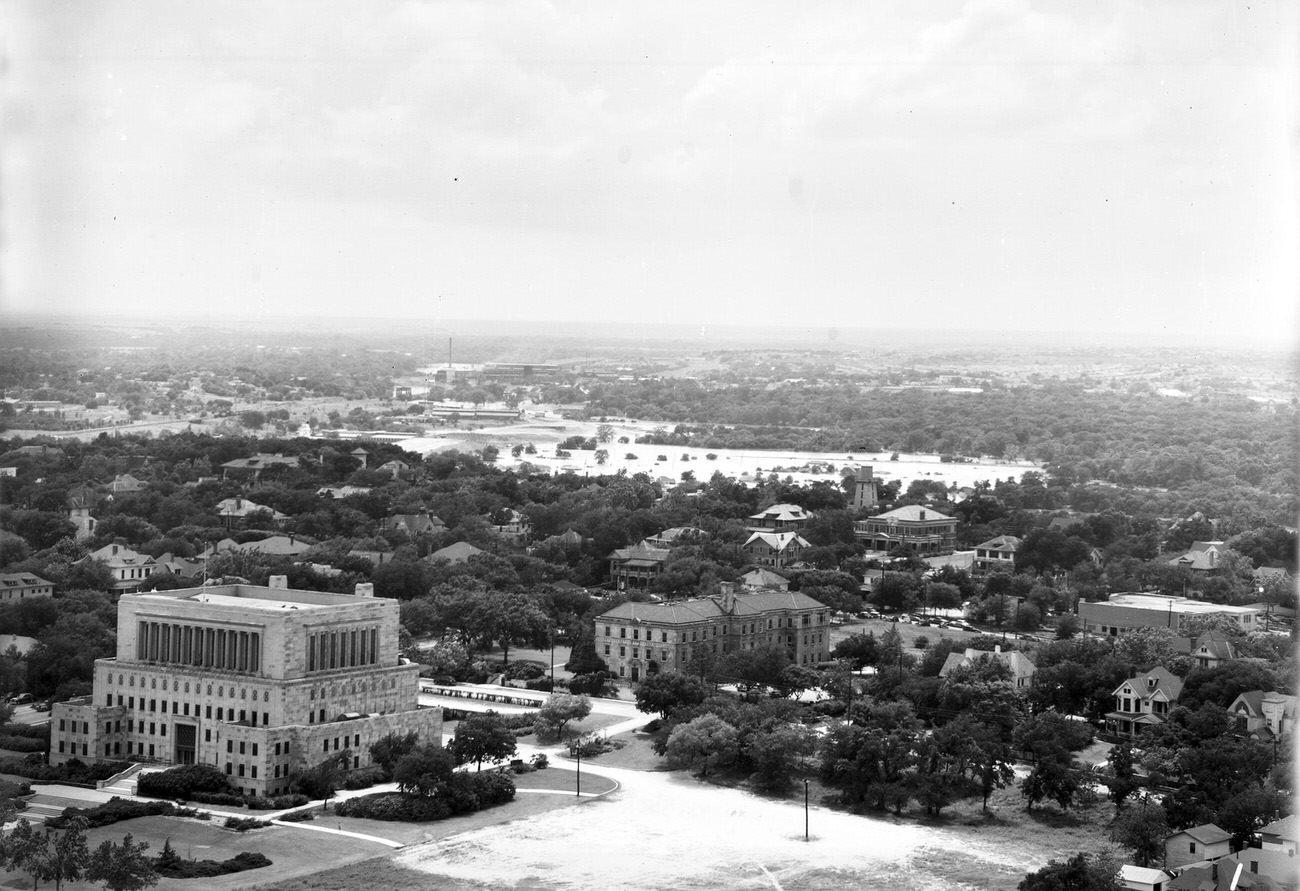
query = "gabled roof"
xmin=1259 ymin=813 xmax=1297 ymax=840
xmin=1114 ymin=665 xmax=1183 ymax=702
xmin=1168 ymin=541 xmax=1228 ymax=571
xmin=220 ymin=453 xmax=301 ymax=470
xmin=84 ymin=543 xmax=155 ymax=567
xmin=743 ymin=531 xmax=810 ymax=552
xmin=428 ymin=541 xmax=486 ymax=564
xmin=1170 ymin=824 xmax=1232 ymax=846
xmin=608 ymin=542 xmax=670 ymax=563
xmin=737 ymin=567 xmax=789 ymax=590
xmin=1230 ymin=690 xmax=1266 ymax=717
xmin=975 ymin=535 xmax=1021 ymax=551
xmin=0 ymin=573 xmax=53 ymax=588
xmin=748 ymin=503 xmax=811 ymax=522
xmin=1119 ymin=865 xmax=1173 ymax=887
xmin=869 ymin=504 xmax=954 ymax=522
xmin=599 ymin=589 xmax=826 ymax=625
xmin=938 ymin=647 xmax=1036 ymax=679
xmin=210 ymin=535 xmax=313 ymax=556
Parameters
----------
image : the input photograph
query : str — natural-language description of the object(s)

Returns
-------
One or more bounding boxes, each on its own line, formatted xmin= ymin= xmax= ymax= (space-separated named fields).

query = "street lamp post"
xmin=550 ymin=626 xmax=556 ymax=691
xmin=575 ymin=745 xmax=581 ymax=797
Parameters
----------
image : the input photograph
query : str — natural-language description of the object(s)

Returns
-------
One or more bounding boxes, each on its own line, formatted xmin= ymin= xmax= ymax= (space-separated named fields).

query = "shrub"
xmin=0 ymin=735 xmax=47 ymax=753
xmin=156 ymin=850 xmax=272 ymax=879
xmin=0 ymin=723 xmax=49 ymax=740
xmin=503 ymin=662 xmax=544 ymax=681
xmin=530 ymin=753 xmax=548 ymax=770
xmin=244 ymin=793 xmax=309 ymax=810
xmin=189 ymin=791 xmax=247 ymax=808
xmin=46 ymin=797 xmax=200 ymax=830
xmin=138 ymin=764 xmax=233 ymax=800
xmin=0 ymin=757 xmax=128 ymax=785
xmin=223 ymin=816 xmax=270 ymax=831
xmin=524 ymin=678 xmax=554 ymax=692
xmin=342 ymin=766 xmax=386 ymax=790
xmin=279 ymin=808 xmax=315 ymax=822
xmin=334 ymin=772 xmax=516 ymax=822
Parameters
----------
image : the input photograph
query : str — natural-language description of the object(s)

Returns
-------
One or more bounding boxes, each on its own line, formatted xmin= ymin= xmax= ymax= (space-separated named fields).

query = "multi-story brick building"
xmin=853 ymin=505 xmax=957 ymax=556
xmin=595 ymin=584 xmax=830 ymax=681
xmin=49 ymin=580 xmax=441 ymax=797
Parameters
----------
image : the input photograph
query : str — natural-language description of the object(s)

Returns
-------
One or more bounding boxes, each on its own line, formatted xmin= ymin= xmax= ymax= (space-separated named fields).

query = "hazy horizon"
xmin=4 ymin=1 xmax=1297 ymax=346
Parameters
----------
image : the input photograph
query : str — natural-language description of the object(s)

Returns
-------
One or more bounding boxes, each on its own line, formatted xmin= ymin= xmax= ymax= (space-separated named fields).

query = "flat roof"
xmin=129 ymin=584 xmax=366 ymax=611
xmin=1101 ymin=593 xmax=1259 ymax=616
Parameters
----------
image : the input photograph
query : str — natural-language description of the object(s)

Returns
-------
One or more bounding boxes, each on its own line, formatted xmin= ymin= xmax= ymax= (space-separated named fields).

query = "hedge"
xmin=335 ymin=771 xmax=515 ymax=823
xmin=223 ymin=816 xmax=270 ymax=831
xmin=137 ymin=764 xmax=231 ymax=800
xmin=156 ymin=851 xmax=272 ymax=879
xmin=0 ymin=757 xmax=128 ymax=785
xmin=46 ymin=797 xmax=204 ymax=830
xmin=0 ymin=736 xmax=46 ymax=754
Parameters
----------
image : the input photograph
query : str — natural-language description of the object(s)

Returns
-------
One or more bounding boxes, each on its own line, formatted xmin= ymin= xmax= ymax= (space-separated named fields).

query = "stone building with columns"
xmin=49 ymin=579 xmax=440 ymax=797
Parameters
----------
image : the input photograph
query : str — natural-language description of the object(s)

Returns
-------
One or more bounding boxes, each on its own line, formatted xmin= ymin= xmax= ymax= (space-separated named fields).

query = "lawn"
xmin=0 ymin=814 xmax=383 ymax=891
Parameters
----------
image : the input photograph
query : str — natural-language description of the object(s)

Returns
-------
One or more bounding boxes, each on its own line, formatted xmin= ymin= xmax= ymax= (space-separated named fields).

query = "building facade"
xmin=746 ymin=503 xmax=813 ymax=532
xmin=80 ymin=543 xmax=157 ymax=593
xmin=1105 ymin=666 xmax=1183 ymax=738
xmin=853 ymin=505 xmax=957 ymax=555
xmin=49 ymin=581 xmax=441 ymax=798
xmin=0 ymin=573 xmax=54 ymax=603
xmin=1079 ymin=593 xmax=1261 ymax=637
xmin=972 ymin=535 xmax=1021 ymax=574
xmin=741 ymin=530 xmax=810 ymax=570
xmin=595 ymin=586 xmax=830 ymax=681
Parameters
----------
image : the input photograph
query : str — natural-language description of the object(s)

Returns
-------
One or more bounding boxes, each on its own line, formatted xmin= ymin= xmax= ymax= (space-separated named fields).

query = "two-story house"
xmin=938 ymin=645 xmax=1036 ymax=690
xmin=1106 ymin=666 xmax=1183 ymax=738
xmin=0 ymin=573 xmax=54 ymax=603
xmin=79 ymin=543 xmax=157 ymax=594
xmin=972 ymin=535 xmax=1021 ymax=574
xmin=607 ymin=542 xmax=671 ymax=590
xmin=853 ymin=505 xmax=957 ymax=556
xmin=746 ymin=504 xmax=813 ymax=532
xmin=1228 ymin=690 xmax=1297 ymax=740
xmin=1164 ymin=824 xmax=1232 ymax=869
xmin=742 ymin=531 xmax=810 ymax=570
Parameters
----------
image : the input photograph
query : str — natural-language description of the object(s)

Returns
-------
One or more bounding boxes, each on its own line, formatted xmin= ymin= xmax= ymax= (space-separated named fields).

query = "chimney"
xmin=718 ymin=581 xmax=737 ymax=612
xmin=355 ymin=582 xmax=374 ymax=598
xmin=919 ymin=509 xmax=926 ymax=520
xmin=268 ymin=575 xmax=288 ymax=589
xmin=994 ymin=644 xmax=1002 ymax=654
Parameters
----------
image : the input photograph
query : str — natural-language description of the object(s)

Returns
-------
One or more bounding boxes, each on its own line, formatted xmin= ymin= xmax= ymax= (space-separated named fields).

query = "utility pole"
xmin=804 ymin=778 xmax=810 ymax=841
xmin=575 ymin=745 xmax=581 ymax=797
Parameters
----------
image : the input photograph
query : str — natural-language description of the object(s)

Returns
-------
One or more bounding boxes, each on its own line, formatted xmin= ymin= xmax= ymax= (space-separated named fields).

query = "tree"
xmin=393 ymin=743 xmax=456 ymax=797
xmin=871 ymin=572 xmax=921 ymax=612
xmin=1019 ymin=852 xmax=1124 ymax=891
xmin=832 ymin=631 xmax=880 ymax=669
xmin=86 ymin=834 xmax=157 ymax=891
xmin=1105 ymin=743 xmax=1141 ymax=810
xmin=3 ymin=819 xmax=49 ymax=891
xmin=1110 ymin=801 xmax=1168 ymax=867
xmin=369 ymin=731 xmax=420 ymax=779
xmin=2 ymin=817 xmax=91 ymax=891
xmin=664 ymin=714 xmax=739 ymax=777
xmin=466 ymin=590 xmax=549 ymax=669
xmin=291 ymin=750 xmax=351 ymax=804
xmin=747 ymin=724 xmax=815 ymax=794
xmin=448 ymin=713 xmax=517 ymax=771
xmin=634 ymin=672 xmax=708 ymax=719
xmin=533 ymin=693 xmax=592 ymax=743
xmin=1114 ymin=627 xmax=1176 ymax=669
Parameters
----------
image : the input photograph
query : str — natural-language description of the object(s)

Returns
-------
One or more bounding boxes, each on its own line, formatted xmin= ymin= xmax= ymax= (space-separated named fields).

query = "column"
xmin=308 ymin=634 xmax=316 ymax=672
xmin=249 ymin=633 xmax=260 ymax=673
xmin=137 ymin=622 xmax=147 ymax=660
xmin=369 ymin=629 xmax=377 ymax=665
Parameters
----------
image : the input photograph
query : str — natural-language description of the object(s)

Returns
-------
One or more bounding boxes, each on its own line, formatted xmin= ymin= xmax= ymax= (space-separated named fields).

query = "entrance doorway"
xmin=174 ymin=723 xmax=196 ymax=765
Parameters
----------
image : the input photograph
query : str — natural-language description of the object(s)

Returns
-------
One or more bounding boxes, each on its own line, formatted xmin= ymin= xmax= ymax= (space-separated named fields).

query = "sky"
xmin=3 ymin=0 xmax=1297 ymax=344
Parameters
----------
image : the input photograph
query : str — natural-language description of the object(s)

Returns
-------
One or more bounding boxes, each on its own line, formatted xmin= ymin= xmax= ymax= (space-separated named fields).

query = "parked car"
xmin=33 ymin=700 xmax=51 ymax=712
xmin=9 ymin=693 xmax=33 ymax=705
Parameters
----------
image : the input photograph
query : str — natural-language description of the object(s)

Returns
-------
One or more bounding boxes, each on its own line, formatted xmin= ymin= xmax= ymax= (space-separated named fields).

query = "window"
xmin=620 ymin=628 xmax=626 ymax=638
xmin=206 ymin=706 xmax=212 ymax=719
xmin=227 ymin=740 xmax=233 ymax=753
xmin=205 ymin=729 xmax=211 ymax=742
xmin=604 ymin=645 xmax=610 ymax=655
xmin=238 ymin=764 xmax=245 ymax=777
xmin=263 ymin=712 xmax=269 ymax=726
xmin=239 ymin=741 xmax=246 ymax=755
xmin=252 ymin=743 xmax=259 ymax=756
xmin=251 ymin=767 xmax=257 ymax=778
xmin=633 ymin=629 xmax=639 ymax=640
xmin=603 ymin=626 xmax=610 ymax=636
xmin=1189 ymin=843 xmax=1196 ymax=853
xmin=619 ymin=647 xmax=626 ymax=657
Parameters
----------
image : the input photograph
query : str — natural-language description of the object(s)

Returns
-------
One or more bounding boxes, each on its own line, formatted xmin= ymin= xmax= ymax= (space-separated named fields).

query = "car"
xmin=33 ymin=700 xmax=50 ymax=712
xmin=9 ymin=693 xmax=33 ymax=705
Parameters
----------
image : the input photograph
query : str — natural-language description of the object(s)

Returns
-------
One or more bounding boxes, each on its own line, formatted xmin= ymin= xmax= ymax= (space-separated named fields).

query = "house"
xmin=1228 ymin=690 xmax=1298 ymax=740
xmin=1167 ymin=541 xmax=1234 ymax=573
xmin=0 ymin=573 xmax=54 ymax=602
xmin=1175 ymin=630 xmax=1238 ymax=669
xmin=536 ymin=529 xmax=586 ymax=552
xmin=375 ymin=459 xmax=411 ymax=477
xmin=350 ymin=448 xmax=370 ymax=467
xmin=1165 ymin=825 xmax=1233 ymax=869
xmin=108 ymin=473 xmax=147 ymax=495
xmin=854 ymin=505 xmax=957 ymax=556
xmin=595 ymin=584 xmax=831 ymax=680
xmin=1169 ymin=848 xmax=1298 ymax=890
xmin=382 ymin=513 xmax=447 ymax=538
xmin=48 ymin=580 xmax=441 ymax=796
xmin=1105 ymin=666 xmax=1183 ymax=738
xmin=1047 ymin=512 xmax=1095 ymax=532
xmin=607 ymin=542 xmax=671 ymax=590
xmin=737 ymin=567 xmax=790 ymax=591
xmin=427 ymin=541 xmax=485 ymax=565
xmin=1259 ymin=815 xmax=1297 ymax=854
xmin=973 ymin=535 xmax=1021 ymax=574
xmin=746 ymin=503 xmax=814 ymax=532
xmin=1120 ymin=865 xmax=1175 ymax=891
xmin=1079 ymin=593 xmax=1261 ymax=637
xmin=643 ymin=526 xmax=709 ymax=547
xmin=152 ymin=553 xmax=205 ymax=582
xmin=215 ymin=497 xmax=288 ymax=529
xmin=66 ymin=485 xmax=98 ymax=541
xmin=220 ymin=453 xmax=301 ymax=482
xmin=742 ymin=530 xmax=811 ymax=570
xmin=938 ymin=645 xmax=1036 ymax=690
xmin=80 ymin=543 xmax=157 ymax=593
xmin=203 ymin=536 xmax=314 ymax=559
xmin=316 ymin=485 xmax=372 ymax=499
xmin=488 ymin=509 xmax=530 ymax=541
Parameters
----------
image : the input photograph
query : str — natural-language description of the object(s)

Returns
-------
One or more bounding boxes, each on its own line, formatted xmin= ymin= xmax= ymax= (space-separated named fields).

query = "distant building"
xmin=1105 ymin=666 xmax=1183 ymax=738
xmin=220 ymin=453 xmax=300 ymax=482
xmin=49 ymin=581 xmax=441 ymax=797
xmin=595 ymin=585 xmax=831 ymax=681
xmin=1118 ymin=865 xmax=1174 ymax=891
xmin=938 ymin=645 xmax=1036 ymax=690
xmin=426 ymin=541 xmax=485 ymax=565
xmin=1175 ymin=629 xmax=1237 ymax=669
xmin=109 ymin=474 xmax=147 ymax=495
xmin=204 ymin=536 xmax=314 ymax=559
xmin=607 ymin=542 xmax=671 ymax=590
xmin=316 ymin=486 xmax=372 ymax=499
xmin=375 ymin=459 xmax=411 ymax=477
xmin=66 ymin=485 xmax=99 ymax=542
xmin=80 ymin=543 xmax=157 ymax=593
xmin=742 ymin=530 xmax=810 ymax=570
xmin=215 ymin=497 xmax=288 ymax=529
xmin=854 ymin=505 xmax=957 ymax=556
xmin=1164 ymin=824 xmax=1232 ymax=869
xmin=1228 ymin=690 xmax=1298 ymax=740
xmin=382 ymin=513 xmax=446 ymax=538
xmin=0 ymin=573 xmax=54 ymax=603
xmin=850 ymin=467 xmax=879 ymax=512
xmin=1167 ymin=540 xmax=1232 ymax=572
xmin=1079 ymin=593 xmax=1261 ymax=637
xmin=972 ymin=535 xmax=1021 ymax=574
xmin=643 ymin=526 xmax=709 ymax=547
xmin=746 ymin=503 xmax=813 ymax=532
xmin=736 ymin=568 xmax=790 ymax=591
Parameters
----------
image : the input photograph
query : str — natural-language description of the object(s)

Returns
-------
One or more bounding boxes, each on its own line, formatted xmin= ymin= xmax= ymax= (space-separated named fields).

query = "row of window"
xmin=104 ymin=693 xmax=272 ymax=727
xmin=602 ymin=615 xmax=823 ymax=643
xmin=107 ymin=673 xmax=272 ymax=701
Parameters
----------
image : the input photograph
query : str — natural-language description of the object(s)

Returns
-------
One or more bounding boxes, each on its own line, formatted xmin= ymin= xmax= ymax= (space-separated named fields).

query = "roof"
xmin=975 ymin=535 xmax=1021 ymax=551
xmin=208 ymin=535 xmax=313 ymax=557
xmin=743 ymin=531 xmax=810 ymax=552
xmin=428 ymin=541 xmax=485 ymax=563
xmin=1230 ymin=690 xmax=1267 ymax=718
xmin=0 ymin=573 xmax=52 ymax=588
xmin=748 ymin=503 xmax=812 ymax=522
xmin=869 ymin=504 xmax=954 ymax=522
xmin=1102 ymin=593 xmax=1260 ymax=618
xmin=599 ymin=589 xmax=826 ymax=625
xmin=1260 ymin=813 xmax=1297 ymax=840
xmin=216 ymin=497 xmax=287 ymax=519
xmin=737 ymin=567 xmax=790 ymax=590
xmin=1114 ymin=665 xmax=1183 ymax=702
xmin=938 ymin=648 xmax=1036 ymax=679
xmin=609 ymin=542 xmax=671 ymax=563
xmin=1120 ymin=865 xmax=1173 ymax=886
xmin=220 ymin=453 xmax=301 ymax=470
xmin=1172 ymin=824 xmax=1232 ymax=846
xmin=129 ymin=583 xmax=369 ymax=611
xmin=84 ymin=543 xmax=154 ymax=566
xmin=646 ymin=526 xmax=708 ymax=543
xmin=1168 ymin=541 xmax=1228 ymax=571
